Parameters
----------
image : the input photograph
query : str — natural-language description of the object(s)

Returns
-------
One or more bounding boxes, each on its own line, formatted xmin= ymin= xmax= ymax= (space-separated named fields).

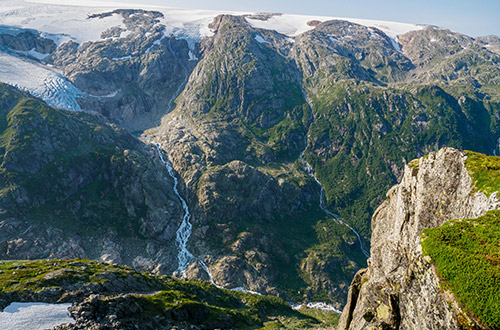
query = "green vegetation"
xmin=465 ymin=151 xmax=500 ymax=197
xmin=421 ymin=210 xmax=500 ymax=328
xmin=304 ymin=81 xmax=500 ymax=241
xmin=186 ymin=18 xmax=309 ymax=164
xmin=0 ymin=83 xmax=151 ymax=239
xmin=0 ymin=259 xmax=339 ymax=329
xmin=0 ymin=259 xmax=145 ymax=294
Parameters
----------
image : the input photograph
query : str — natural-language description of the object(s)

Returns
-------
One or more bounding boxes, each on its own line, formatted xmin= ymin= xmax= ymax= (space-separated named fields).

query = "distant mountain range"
xmin=0 ymin=0 xmax=499 ymax=323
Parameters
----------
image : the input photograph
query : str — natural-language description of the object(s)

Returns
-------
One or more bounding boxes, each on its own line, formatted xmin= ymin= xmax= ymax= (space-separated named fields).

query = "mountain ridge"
xmin=0 ymin=0 xmax=500 ymax=317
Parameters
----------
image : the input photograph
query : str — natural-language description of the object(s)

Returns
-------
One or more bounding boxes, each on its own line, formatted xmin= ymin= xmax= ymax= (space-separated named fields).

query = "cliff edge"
xmin=338 ymin=148 xmax=500 ymax=329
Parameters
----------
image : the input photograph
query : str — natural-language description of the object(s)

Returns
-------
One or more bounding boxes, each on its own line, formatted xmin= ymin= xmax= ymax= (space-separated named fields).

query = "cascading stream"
xmin=155 ymin=148 xmax=264 ymax=292
xmin=154 ymin=50 xmax=364 ymax=312
xmin=300 ymin=153 xmax=370 ymax=258
xmin=156 ymin=144 xmax=194 ymax=274
xmin=156 ymin=144 xmax=220 ymax=282
xmin=298 ymin=80 xmax=370 ymax=258
xmin=493 ymin=136 xmax=500 ymax=156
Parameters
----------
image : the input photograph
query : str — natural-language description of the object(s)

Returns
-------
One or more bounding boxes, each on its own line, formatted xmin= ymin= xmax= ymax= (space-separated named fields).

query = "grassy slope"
xmin=421 ymin=211 xmax=500 ymax=328
xmin=421 ymin=151 xmax=500 ymax=328
xmin=465 ymin=151 xmax=500 ymax=197
xmin=0 ymin=259 xmax=339 ymax=329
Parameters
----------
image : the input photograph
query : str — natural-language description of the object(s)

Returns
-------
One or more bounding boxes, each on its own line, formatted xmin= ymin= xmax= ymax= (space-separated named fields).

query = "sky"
xmin=107 ymin=0 xmax=500 ymax=37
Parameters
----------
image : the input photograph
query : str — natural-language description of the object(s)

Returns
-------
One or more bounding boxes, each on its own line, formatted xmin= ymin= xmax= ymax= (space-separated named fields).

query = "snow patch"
xmin=254 ymin=35 xmax=269 ymax=44
xmin=13 ymin=48 xmax=49 ymax=60
xmin=3 ymin=1 xmax=423 ymax=55
xmin=0 ymin=2 xmax=128 ymax=45
xmin=390 ymin=38 xmax=403 ymax=54
xmin=40 ymin=32 xmax=73 ymax=47
xmin=285 ymin=36 xmax=295 ymax=43
xmin=246 ymin=14 xmax=422 ymax=39
xmin=111 ymin=55 xmax=133 ymax=61
xmin=0 ymin=302 xmax=74 ymax=330
xmin=292 ymin=302 xmax=341 ymax=314
xmin=144 ymin=34 xmax=166 ymax=54
xmin=188 ymin=50 xmax=198 ymax=61
xmin=230 ymin=287 xmax=262 ymax=295
xmin=88 ymin=90 xmax=118 ymax=98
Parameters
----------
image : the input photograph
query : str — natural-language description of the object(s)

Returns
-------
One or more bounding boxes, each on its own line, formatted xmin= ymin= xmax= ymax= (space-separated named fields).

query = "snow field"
xmin=0 ymin=302 xmax=74 ymax=330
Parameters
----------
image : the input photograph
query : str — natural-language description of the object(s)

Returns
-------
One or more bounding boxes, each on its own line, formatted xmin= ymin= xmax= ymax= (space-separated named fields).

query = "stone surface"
xmin=337 ymin=148 xmax=500 ymax=329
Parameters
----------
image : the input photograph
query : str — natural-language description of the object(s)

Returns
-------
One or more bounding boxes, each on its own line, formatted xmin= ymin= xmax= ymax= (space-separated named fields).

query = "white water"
xmin=156 ymin=144 xmax=195 ymax=274
xmin=493 ymin=136 xmax=500 ymax=156
xmin=297 ymin=79 xmax=370 ymax=259
xmin=153 ymin=33 xmax=199 ymax=276
xmin=155 ymin=144 xmax=261 ymax=293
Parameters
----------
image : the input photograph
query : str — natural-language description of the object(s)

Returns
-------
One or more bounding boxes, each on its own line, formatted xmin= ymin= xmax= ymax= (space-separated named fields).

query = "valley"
xmin=0 ymin=0 xmax=499 ymax=328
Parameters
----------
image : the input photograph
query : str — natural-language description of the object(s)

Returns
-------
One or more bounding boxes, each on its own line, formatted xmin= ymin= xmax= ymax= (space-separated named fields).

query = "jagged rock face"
xmin=150 ymin=14 xmax=500 ymax=303
xmin=47 ymin=9 xmax=197 ymax=132
xmin=399 ymin=27 xmax=500 ymax=85
xmin=188 ymin=160 xmax=318 ymax=295
xmin=152 ymin=14 xmax=365 ymax=301
xmin=2 ymin=6 xmax=500 ymax=308
xmin=398 ymin=26 xmax=475 ymax=67
xmin=337 ymin=148 xmax=500 ymax=329
xmin=293 ymin=20 xmax=412 ymax=84
xmin=0 ymin=30 xmax=56 ymax=54
xmin=158 ymin=14 xmax=307 ymax=170
xmin=477 ymin=35 xmax=500 ymax=55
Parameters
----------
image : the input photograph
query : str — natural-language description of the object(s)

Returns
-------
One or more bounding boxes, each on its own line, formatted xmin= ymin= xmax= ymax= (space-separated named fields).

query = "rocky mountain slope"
xmin=1 ymin=0 xmax=500 ymax=309
xmin=0 ymin=83 xmax=185 ymax=275
xmin=150 ymin=11 xmax=500 ymax=304
xmin=337 ymin=148 xmax=500 ymax=329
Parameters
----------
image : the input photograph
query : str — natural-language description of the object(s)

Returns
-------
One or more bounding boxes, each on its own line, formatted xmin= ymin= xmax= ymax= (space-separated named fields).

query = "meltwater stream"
xmin=300 ymin=154 xmax=370 ymax=258
xmin=156 ymin=144 xmax=217 ymax=281
xmin=156 ymin=145 xmax=264 ymax=295
xmin=297 ymin=82 xmax=369 ymax=258
xmin=156 ymin=144 xmax=193 ymax=273
xmin=153 ymin=58 xmax=349 ymax=312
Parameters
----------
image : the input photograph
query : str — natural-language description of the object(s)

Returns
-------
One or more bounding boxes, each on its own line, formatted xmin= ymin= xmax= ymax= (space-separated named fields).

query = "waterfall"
xmin=156 ymin=144 xmax=195 ymax=274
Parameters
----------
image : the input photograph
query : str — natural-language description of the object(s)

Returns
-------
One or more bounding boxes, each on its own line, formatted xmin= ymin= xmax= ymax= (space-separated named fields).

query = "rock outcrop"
xmin=337 ymin=148 xmax=500 ymax=329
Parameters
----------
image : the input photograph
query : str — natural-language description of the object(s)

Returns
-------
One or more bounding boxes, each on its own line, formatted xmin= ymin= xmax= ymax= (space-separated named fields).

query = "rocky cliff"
xmin=337 ymin=148 xmax=500 ymax=329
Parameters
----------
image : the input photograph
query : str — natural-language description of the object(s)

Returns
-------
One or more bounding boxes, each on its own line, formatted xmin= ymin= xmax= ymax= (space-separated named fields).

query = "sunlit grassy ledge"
xmin=465 ymin=150 xmax=500 ymax=197
xmin=420 ymin=151 xmax=500 ymax=329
